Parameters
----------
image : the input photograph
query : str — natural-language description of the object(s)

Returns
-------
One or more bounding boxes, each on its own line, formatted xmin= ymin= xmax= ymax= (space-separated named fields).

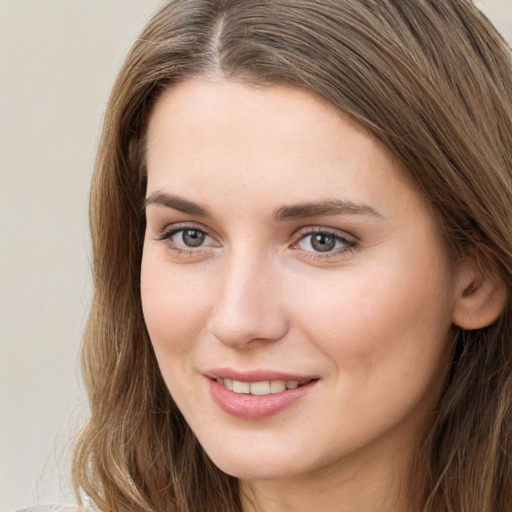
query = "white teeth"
xmin=220 ymin=378 xmax=306 ymax=395
xmin=249 ymin=381 xmax=271 ymax=395
xmin=270 ymin=380 xmax=286 ymax=393
xmin=233 ymin=380 xmax=251 ymax=394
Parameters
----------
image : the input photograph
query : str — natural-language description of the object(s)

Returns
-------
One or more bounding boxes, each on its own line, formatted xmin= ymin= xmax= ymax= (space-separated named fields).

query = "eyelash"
xmin=156 ymin=224 xmax=216 ymax=256
xmin=156 ymin=224 xmax=357 ymax=260
xmin=291 ymin=227 xmax=357 ymax=259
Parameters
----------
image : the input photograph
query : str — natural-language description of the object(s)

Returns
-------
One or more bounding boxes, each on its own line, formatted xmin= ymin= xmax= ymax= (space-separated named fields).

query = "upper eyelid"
xmin=291 ymin=225 xmax=358 ymax=242
xmin=156 ymin=222 xmax=216 ymax=239
xmin=154 ymin=226 xmax=215 ymax=256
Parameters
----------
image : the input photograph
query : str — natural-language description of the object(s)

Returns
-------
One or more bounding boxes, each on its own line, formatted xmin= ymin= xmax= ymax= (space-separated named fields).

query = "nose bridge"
xmin=207 ymin=244 xmax=288 ymax=348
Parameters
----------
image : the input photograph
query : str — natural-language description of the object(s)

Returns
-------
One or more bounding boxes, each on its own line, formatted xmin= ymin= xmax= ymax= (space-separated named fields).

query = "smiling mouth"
xmin=214 ymin=378 xmax=312 ymax=396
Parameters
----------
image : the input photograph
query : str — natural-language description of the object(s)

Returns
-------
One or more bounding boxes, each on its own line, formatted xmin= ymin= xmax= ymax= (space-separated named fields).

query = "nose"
xmin=206 ymin=251 xmax=289 ymax=349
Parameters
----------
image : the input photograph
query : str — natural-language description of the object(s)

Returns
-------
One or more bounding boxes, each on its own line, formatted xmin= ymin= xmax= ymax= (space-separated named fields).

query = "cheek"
xmin=140 ymin=252 xmax=213 ymax=358
xmin=289 ymin=255 xmax=454 ymax=378
xmin=287 ymin=265 xmax=454 ymax=446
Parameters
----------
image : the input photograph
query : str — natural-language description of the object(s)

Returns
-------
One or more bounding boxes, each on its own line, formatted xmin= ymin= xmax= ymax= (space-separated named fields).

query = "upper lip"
xmin=204 ymin=368 xmax=319 ymax=382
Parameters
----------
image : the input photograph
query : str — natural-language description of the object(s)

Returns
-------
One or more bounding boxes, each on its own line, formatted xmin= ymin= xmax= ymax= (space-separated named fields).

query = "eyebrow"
xmin=144 ymin=191 xmax=211 ymax=216
xmin=273 ymin=199 xmax=383 ymax=221
xmin=144 ymin=192 xmax=383 ymax=221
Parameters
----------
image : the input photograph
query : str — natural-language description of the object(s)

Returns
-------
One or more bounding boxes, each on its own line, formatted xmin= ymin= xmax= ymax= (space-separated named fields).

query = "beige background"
xmin=1 ymin=0 xmax=511 ymax=509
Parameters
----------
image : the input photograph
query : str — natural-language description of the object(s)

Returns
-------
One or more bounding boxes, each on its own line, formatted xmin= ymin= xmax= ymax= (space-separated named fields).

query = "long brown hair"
xmin=73 ymin=1 xmax=512 ymax=511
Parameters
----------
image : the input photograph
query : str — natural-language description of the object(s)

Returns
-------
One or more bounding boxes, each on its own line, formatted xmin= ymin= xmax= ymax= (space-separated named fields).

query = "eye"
xmin=156 ymin=224 xmax=217 ymax=254
xmin=173 ymin=228 xmax=210 ymax=247
xmin=294 ymin=229 xmax=356 ymax=257
xmin=302 ymin=232 xmax=338 ymax=253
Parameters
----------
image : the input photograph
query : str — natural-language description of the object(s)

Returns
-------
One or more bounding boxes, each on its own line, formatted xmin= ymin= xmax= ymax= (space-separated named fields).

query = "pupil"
xmin=311 ymin=233 xmax=335 ymax=252
xmin=183 ymin=229 xmax=205 ymax=247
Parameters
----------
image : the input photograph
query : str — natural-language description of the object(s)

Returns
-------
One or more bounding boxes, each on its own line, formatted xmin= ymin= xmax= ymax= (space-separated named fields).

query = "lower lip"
xmin=208 ymin=378 xmax=317 ymax=420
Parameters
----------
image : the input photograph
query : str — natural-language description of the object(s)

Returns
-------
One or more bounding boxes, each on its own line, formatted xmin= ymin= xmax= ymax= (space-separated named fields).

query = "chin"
xmin=203 ymin=442 xmax=302 ymax=481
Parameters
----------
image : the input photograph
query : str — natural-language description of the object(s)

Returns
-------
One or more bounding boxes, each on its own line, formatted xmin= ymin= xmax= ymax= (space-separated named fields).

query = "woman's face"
xmin=141 ymin=80 xmax=458 ymax=482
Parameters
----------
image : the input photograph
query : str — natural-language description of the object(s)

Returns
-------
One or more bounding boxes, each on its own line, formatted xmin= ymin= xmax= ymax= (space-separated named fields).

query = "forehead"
xmin=145 ymin=80 xmax=411 ymax=207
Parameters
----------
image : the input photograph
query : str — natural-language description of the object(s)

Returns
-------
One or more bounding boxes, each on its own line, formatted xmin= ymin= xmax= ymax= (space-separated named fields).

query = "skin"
xmin=141 ymin=79 xmax=464 ymax=512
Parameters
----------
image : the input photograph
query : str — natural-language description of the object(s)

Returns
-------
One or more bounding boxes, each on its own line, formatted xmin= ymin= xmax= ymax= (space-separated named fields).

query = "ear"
xmin=452 ymin=256 xmax=507 ymax=330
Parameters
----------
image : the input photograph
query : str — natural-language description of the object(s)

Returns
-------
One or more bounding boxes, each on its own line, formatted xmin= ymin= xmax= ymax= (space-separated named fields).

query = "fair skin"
xmin=140 ymin=79 xmax=499 ymax=512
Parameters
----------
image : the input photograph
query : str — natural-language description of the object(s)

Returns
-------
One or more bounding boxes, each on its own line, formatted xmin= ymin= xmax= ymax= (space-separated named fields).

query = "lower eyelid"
xmin=292 ymin=230 xmax=357 ymax=257
xmin=155 ymin=225 xmax=221 ymax=255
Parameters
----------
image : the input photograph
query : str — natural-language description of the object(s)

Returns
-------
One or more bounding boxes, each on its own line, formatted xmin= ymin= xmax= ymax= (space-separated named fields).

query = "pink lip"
xmin=205 ymin=369 xmax=318 ymax=420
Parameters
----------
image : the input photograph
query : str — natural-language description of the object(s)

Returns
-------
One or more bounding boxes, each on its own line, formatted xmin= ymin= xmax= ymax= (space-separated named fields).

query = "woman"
xmin=72 ymin=1 xmax=512 ymax=511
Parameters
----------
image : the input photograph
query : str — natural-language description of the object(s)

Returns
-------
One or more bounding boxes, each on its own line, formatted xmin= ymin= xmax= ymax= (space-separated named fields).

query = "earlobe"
xmin=452 ymin=261 xmax=507 ymax=330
